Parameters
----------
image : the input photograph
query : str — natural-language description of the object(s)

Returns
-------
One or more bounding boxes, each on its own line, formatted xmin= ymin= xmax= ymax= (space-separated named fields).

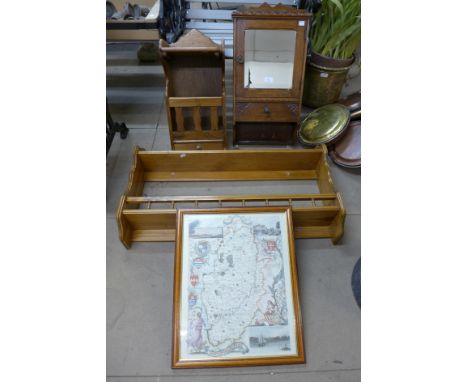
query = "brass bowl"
xmin=298 ymin=104 xmax=350 ymax=147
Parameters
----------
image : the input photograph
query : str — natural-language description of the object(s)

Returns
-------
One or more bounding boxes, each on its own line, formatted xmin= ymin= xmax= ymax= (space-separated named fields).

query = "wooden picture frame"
xmin=172 ymin=206 xmax=304 ymax=368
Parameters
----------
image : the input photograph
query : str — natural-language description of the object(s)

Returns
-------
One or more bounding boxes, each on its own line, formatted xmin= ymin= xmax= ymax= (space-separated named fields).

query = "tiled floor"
xmin=107 ymin=42 xmax=361 ymax=382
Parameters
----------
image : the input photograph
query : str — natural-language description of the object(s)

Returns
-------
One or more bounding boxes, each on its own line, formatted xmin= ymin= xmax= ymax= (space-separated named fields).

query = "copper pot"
xmin=329 ymin=120 xmax=361 ymax=168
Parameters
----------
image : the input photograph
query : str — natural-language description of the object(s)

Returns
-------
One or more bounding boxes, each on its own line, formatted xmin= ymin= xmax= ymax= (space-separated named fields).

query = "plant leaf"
xmin=308 ymin=0 xmax=360 ymax=59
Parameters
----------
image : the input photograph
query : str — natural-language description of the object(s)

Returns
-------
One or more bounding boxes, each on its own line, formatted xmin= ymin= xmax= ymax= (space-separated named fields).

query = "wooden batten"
xmin=116 ymin=146 xmax=146 ymax=248
xmin=210 ymin=107 xmax=218 ymax=130
xmin=316 ymin=144 xmax=339 ymax=207
xmin=125 ymin=194 xmax=338 ymax=203
xmin=172 ymin=130 xmax=224 ymax=141
xmin=116 ymin=146 xmax=346 ymax=247
xmin=167 ymin=97 xmax=223 ymax=107
xmin=174 ymin=108 xmax=184 ymax=132
xmin=330 ymin=193 xmax=346 ymax=243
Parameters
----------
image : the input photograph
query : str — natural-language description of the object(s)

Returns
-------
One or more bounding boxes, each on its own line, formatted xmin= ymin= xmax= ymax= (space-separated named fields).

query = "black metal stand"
xmin=159 ymin=0 xmax=187 ymax=43
xmin=107 ymin=99 xmax=129 ymax=155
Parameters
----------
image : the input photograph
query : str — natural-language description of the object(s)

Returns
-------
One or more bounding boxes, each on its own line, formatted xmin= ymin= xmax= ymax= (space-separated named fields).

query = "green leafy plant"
xmin=302 ymin=0 xmax=361 ymax=60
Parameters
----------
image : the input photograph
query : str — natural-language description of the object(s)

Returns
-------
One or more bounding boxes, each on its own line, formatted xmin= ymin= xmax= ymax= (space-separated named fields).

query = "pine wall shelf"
xmin=116 ymin=145 xmax=345 ymax=248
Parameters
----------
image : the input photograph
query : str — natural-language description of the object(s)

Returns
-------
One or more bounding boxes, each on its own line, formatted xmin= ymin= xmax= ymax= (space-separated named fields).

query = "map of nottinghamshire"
xmin=185 ymin=214 xmax=293 ymax=358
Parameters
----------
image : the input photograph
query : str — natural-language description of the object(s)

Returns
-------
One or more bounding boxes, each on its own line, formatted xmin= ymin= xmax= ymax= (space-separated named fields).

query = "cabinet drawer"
xmin=173 ymin=142 xmax=225 ymax=151
xmin=236 ymin=102 xmax=299 ymax=123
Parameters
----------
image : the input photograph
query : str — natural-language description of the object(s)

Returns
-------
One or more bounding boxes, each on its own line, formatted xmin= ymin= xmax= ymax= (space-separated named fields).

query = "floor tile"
xmin=107 ymin=132 xmax=124 ymax=178
xmin=152 ymin=128 xmax=171 ymax=150
xmin=106 ymin=216 xmax=360 ymax=377
xmin=295 ymin=215 xmax=361 ymax=370
xmin=107 ymin=48 xmax=164 ymax=130
xmin=328 ymin=161 xmax=361 ymax=215
xmin=107 ymin=217 xmax=175 ymax=376
xmin=107 ymin=369 xmax=360 ymax=382
xmin=107 ymin=92 xmax=163 ymax=129
xmin=156 ymin=107 xmax=168 ymax=130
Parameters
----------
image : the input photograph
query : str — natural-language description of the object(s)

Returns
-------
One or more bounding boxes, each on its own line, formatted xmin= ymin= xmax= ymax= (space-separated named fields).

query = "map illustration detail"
xmin=184 ymin=214 xmax=292 ymax=358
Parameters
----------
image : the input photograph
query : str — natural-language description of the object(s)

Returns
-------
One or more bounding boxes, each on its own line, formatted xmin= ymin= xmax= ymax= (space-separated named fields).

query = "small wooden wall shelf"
xmin=160 ymin=30 xmax=227 ymax=150
xmin=116 ymin=145 xmax=345 ymax=248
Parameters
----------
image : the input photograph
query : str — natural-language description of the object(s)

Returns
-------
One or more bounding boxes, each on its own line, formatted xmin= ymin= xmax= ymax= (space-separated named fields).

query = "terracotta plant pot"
xmin=302 ymin=52 xmax=354 ymax=108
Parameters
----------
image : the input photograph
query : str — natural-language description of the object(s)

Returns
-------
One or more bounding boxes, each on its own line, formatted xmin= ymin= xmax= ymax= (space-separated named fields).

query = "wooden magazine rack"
xmin=116 ymin=145 xmax=345 ymax=248
xmin=160 ymin=30 xmax=227 ymax=150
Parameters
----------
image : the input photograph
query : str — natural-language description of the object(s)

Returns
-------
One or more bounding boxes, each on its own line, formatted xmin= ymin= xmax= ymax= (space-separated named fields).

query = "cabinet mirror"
xmin=244 ymin=29 xmax=296 ymax=90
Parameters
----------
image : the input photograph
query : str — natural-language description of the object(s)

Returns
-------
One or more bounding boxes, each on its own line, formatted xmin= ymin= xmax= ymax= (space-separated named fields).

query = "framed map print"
xmin=172 ymin=207 xmax=304 ymax=368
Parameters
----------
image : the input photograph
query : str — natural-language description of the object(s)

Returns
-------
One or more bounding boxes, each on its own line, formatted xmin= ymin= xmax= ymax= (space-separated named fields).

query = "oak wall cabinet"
xmin=232 ymin=4 xmax=310 ymax=144
xmin=160 ymin=29 xmax=227 ymax=150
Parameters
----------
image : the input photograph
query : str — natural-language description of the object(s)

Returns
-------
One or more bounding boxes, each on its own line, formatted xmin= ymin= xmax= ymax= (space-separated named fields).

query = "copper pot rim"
xmin=329 ymin=120 xmax=361 ymax=168
xmin=330 ymin=151 xmax=361 ymax=168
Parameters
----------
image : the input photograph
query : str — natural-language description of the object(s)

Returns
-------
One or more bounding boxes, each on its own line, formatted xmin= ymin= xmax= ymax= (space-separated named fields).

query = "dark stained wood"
xmin=160 ymin=30 xmax=227 ymax=149
xmin=235 ymin=122 xmax=296 ymax=144
xmin=174 ymin=107 xmax=184 ymax=131
xmin=168 ymin=97 xmax=223 ymax=107
xmin=173 ymin=142 xmax=224 ymax=150
xmin=161 ymin=28 xmax=220 ymax=48
xmin=232 ymin=4 xmax=311 ymax=144
xmin=236 ymin=102 xmax=299 ymax=122
xmin=193 ymin=106 xmax=202 ymax=131
xmin=172 ymin=130 xmax=224 ymax=141
xmin=232 ymin=2 xmax=309 ymax=18
xmin=210 ymin=106 xmax=218 ymax=130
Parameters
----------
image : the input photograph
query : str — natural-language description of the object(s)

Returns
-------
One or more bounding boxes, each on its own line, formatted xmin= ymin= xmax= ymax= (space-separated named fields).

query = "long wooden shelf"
xmin=116 ymin=146 xmax=345 ymax=248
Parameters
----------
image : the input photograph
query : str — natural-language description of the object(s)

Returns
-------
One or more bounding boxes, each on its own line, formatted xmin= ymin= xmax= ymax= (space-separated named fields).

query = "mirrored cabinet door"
xmin=234 ymin=18 xmax=308 ymax=99
xmin=232 ymin=4 xmax=310 ymax=144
